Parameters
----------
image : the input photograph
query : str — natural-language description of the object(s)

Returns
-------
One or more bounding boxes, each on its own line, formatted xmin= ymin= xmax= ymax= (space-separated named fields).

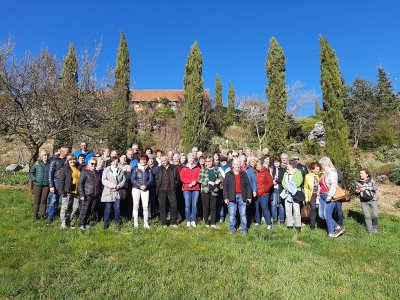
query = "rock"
xmin=376 ymin=175 xmax=389 ymax=184
xmin=308 ymin=122 xmax=326 ymax=147
xmin=5 ymin=164 xmax=23 ymax=172
xmin=21 ymin=164 xmax=30 ymax=173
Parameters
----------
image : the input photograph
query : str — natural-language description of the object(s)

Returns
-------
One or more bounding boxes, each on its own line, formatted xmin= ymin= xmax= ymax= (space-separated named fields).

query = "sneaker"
xmin=267 ymin=225 xmax=272 ymax=230
xmin=219 ymin=219 xmax=224 ymax=223
xmin=241 ymin=231 xmax=247 ymax=236
xmin=171 ymin=224 xmax=178 ymax=229
xmin=334 ymin=227 xmax=345 ymax=237
xmin=162 ymin=225 xmax=168 ymax=228
xmin=211 ymin=225 xmax=217 ymax=229
xmin=205 ymin=224 xmax=210 ymax=228
xmin=61 ymin=222 xmax=67 ymax=229
xmin=133 ymin=223 xmax=139 ymax=228
xmin=79 ymin=226 xmax=86 ymax=231
xmin=186 ymin=222 xmax=191 ymax=227
xmin=144 ymin=223 xmax=150 ymax=229
xmin=254 ymin=223 xmax=260 ymax=227
xmin=191 ymin=221 xmax=197 ymax=228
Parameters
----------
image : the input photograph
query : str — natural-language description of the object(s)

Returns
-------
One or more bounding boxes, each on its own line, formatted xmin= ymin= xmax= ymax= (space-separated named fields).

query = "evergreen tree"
xmin=215 ymin=74 xmax=223 ymax=108
xmin=265 ymin=37 xmax=288 ymax=156
xmin=108 ymin=32 xmax=130 ymax=152
xmin=54 ymin=42 xmax=77 ymax=151
xmin=182 ymin=41 xmax=204 ymax=152
xmin=226 ymin=82 xmax=235 ymax=126
xmin=319 ymin=36 xmax=351 ymax=173
xmin=315 ymin=99 xmax=323 ymax=119
xmin=375 ymin=66 xmax=398 ymax=113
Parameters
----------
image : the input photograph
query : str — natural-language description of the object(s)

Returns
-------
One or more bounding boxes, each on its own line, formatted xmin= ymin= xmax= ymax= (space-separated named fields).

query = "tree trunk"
xmin=28 ymin=145 xmax=40 ymax=167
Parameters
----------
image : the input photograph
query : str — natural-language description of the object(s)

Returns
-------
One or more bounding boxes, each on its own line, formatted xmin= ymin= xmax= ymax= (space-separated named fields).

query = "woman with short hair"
xmin=304 ymin=162 xmax=322 ymax=230
xmin=355 ymin=168 xmax=378 ymax=233
xmin=254 ymin=161 xmax=273 ymax=229
xmin=29 ymin=150 xmax=50 ymax=221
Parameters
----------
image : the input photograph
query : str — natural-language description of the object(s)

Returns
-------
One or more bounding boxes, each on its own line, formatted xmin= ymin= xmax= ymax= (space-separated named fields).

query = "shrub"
xmin=374 ymin=146 xmax=399 ymax=163
xmin=389 ymin=166 xmax=400 ymax=185
xmin=375 ymin=163 xmax=396 ymax=176
xmin=395 ymin=200 xmax=400 ymax=209
xmin=303 ymin=140 xmax=322 ymax=155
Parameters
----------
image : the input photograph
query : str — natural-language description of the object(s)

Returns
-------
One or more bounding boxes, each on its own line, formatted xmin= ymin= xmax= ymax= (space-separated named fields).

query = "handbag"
xmin=332 ymin=187 xmax=350 ymax=202
xmin=118 ymin=188 xmax=127 ymax=200
xmin=293 ymin=190 xmax=305 ymax=203
xmin=300 ymin=202 xmax=312 ymax=220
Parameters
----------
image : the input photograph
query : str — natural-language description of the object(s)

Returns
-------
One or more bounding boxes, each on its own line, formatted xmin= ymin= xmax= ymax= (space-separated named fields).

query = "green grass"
xmin=0 ymin=172 xmax=29 ymax=186
xmin=0 ymin=188 xmax=399 ymax=299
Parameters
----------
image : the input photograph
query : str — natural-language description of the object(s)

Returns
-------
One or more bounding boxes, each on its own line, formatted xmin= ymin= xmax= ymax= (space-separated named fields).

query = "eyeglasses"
xmin=91 ymin=163 xmax=97 ymax=166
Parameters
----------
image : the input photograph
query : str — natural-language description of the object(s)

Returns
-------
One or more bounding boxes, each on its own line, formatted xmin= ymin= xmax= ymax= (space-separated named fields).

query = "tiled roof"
xmin=131 ymin=89 xmax=210 ymax=102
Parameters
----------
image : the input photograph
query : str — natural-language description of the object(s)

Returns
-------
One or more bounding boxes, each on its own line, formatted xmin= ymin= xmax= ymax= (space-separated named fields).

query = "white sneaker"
xmin=144 ymin=223 xmax=150 ymax=229
xmin=186 ymin=222 xmax=191 ymax=227
xmin=162 ymin=225 xmax=168 ymax=228
xmin=267 ymin=225 xmax=272 ymax=230
xmin=211 ymin=225 xmax=217 ymax=229
xmin=254 ymin=223 xmax=260 ymax=227
xmin=205 ymin=224 xmax=210 ymax=228
xmin=191 ymin=221 xmax=197 ymax=228
xmin=134 ymin=223 xmax=139 ymax=228
xmin=171 ymin=224 xmax=178 ymax=228
xmin=79 ymin=226 xmax=86 ymax=231
xmin=61 ymin=220 xmax=67 ymax=229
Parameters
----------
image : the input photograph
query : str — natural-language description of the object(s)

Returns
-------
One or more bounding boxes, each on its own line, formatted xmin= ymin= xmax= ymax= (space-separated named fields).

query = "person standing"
xmin=254 ymin=161 xmax=274 ymax=229
xmin=131 ymin=155 xmax=153 ymax=228
xmin=59 ymin=155 xmax=81 ymax=228
xmin=101 ymin=157 xmax=126 ymax=229
xmin=223 ymin=158 xmax=253 ymax=235
xmin=270 ymin=157 xmax=285 ymax=224
xmin=156 ymin=156 xmax=179 ymax=228
xmin=198 ymin=157 xmax=222 ymax=228
xmin=180 ymin=154 xmax=201 ymax=227
xmin=304 ymin=162 xmax=322 ymax=230
xmin=47 ymin=146 xmax=69 ymax=224
xmin=29 ymin=150 xmax=50 ymax=221
xmin=355 ymin=168 xmax=379 ymax=234
xmin=218 ymin=157 xmax=231 ymax=222
xmin=78 ymin=158 xmax=102 ymax=230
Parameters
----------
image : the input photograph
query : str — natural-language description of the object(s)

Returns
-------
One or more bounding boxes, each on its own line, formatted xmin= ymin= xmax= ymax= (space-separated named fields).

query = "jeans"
xmin=334 ymin=201 xmax=344 ymax=226
xmin=103 ymin=200 xmax=121 ymax=228
xmin=271 ymin=188 xmax=285 ymax=224
xmin=319 ymin=193 xmax=327 ymax=220
xmin=47 ymin=179 xmax=59 ymax=222
xmin=183 ymin=190 xmax=199 ymax=222
xmin=219 ymin=197 xmax=226 ymax=221
xmin=325 ymin=200 xmax=338 ymax=235
xmin=228 ymin=194 xmax=247 ymax=233
xmin=255 ymin=194 xmax=272 ymax=225
xmin=361 ymin=200 xmax=379 ymax=233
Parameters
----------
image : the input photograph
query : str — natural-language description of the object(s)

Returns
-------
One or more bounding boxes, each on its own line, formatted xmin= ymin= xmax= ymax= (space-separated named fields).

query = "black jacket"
xmin=155 ymin=164 xmax=179 ymax=192
xmin=223 ymin=170 xmax=253 ymax=202
xmin=78 ymin=168 xmax=102 ymax=198
xmin=270 ymin=166 xmax=285 ymax=193
xmin=59 ymin=165 xmax=79 ymax=195
xmin=48 ymin=156 xmax=66 ymax=188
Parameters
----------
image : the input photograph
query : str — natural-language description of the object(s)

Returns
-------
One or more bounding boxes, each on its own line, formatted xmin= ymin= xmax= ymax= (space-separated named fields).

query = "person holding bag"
xmin=304 ymin=162 xmax=322 ymax=230
xmin=355 ymin=168 xmax=378 ymax=234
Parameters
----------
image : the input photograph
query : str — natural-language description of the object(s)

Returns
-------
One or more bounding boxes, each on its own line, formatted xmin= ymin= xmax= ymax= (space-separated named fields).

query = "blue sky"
xmin=1 ymin=0 xmax=399 ymax=116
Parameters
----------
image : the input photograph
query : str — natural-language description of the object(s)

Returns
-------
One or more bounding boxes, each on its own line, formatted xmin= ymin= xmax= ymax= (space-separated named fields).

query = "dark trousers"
xmin=149 ymin=186 xmax=158 ymax=217
xmin=33 ymin=185 xmax=49 ymax=217
xmin=176 ymin=188 xmax=184 ymax=222
xmin=79 ymin=196 xmax=97 ymax=227
xmin=158 ymin=190 xmax=177 ymax=226
xmin=310 ymin=195 xmax=317 ymax=228
xmin=202 ymin=192 xmax=217 ymax=225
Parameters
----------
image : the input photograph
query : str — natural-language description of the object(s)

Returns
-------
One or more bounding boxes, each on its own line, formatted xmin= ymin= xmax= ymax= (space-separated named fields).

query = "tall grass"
xmin=0 ymin=188 xmax=399 ymax=299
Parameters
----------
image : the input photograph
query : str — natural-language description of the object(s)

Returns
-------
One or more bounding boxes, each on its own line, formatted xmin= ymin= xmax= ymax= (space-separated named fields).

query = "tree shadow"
xmin=347 ymin=209 xmax=364 ymax=225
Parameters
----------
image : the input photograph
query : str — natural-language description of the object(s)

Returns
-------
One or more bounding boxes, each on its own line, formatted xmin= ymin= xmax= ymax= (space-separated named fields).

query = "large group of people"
xmin=29 ymin=142 xmax=379 ymax=237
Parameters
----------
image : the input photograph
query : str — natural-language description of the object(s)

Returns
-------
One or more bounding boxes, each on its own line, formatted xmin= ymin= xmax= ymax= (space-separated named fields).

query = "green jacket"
xmin=198 ymin=167 xmax=223 ymax=194
xmin=30 ymin=161 xmax=50 ymax=186
xmin=282 ymin=169 xmax=303 ymax=191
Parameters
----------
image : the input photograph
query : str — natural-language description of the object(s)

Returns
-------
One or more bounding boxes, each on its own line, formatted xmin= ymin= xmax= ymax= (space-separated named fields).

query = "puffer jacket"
xmin=78 ymin=167 xmax=102 ymax=198
xmin=101 ymin=166 xmax=126 ymax=202
xmin=131 ymin=166 xmax=153 ymax=190
xmin=48 ymin=156 xmax=66 ymax=188
xmin=254 ymin=167 xmax=273 ymax=197
xmin=29 ymin=160 xmax=50 ymax=186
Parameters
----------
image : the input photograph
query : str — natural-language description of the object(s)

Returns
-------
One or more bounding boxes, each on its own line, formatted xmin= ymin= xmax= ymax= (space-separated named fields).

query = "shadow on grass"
xmin=347 ymin=209 xmax=364 ymax=225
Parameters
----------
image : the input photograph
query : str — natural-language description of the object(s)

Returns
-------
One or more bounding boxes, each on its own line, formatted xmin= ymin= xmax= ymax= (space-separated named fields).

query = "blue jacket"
xmin=131 ymin=166 xmax=153 ymax=189
xmin=246 ymin=166 xmax=257 ymax=194
xmin=74 ymin=150 xmax=94 ymax=165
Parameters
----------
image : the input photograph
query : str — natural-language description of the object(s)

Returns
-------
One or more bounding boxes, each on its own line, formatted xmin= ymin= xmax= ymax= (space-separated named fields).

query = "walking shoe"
xmin=205 ymin=224 xmax=210 ymax=228
xmin=162 ymin=225 xmax=168 ymax=228
xmin=171 ymin=224 xmax=178 ymax=229
xmin=144 ymin=223 xmax=150 ymax=229
xmin=61 ymin=220 xmax=67 ymax=229
xmin=191 ymin=221 xmax=197 ymax=228
xmin=267 ymin=225 xmax=272 ymax=230
xmin=133 ymin=223 xmax=139 ymax=228
xmin=254 ymin=223 xmax=260 ymax=227
xmin=287 ymin=226 xmax=293 ymax=230
xmin=241 ymin=231 xmax=247 ymax=237
xmin=186 ymin=222 xmax=191 ymax=227
xmin=219 ymin=219 xmax=224 ymax=223
xmin=295 ymin=227 xmax=301 ymax=233
xmin=333 ymin=226 xmax=345 ymax=237
xmin=211 ymin=225 xmax=217 ymax=229
xmin=79 ymin=226 xmax=86 ymax=231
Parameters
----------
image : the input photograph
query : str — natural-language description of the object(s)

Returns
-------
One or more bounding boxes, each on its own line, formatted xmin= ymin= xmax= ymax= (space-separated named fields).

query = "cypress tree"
xmin=215 ymin=74 xmax=223 ymax=109
xmin=265 ymin=37 xmax=288 ymax=156
xmin=182 ymin=41 xmax=204 ymax=152
xmin=54 ymin=42 xmax=77 ymax=151
xmin=226 ymin=82 xmax=235 ymax=125
xmin=376 ymin=66 xmax=398 ymax=113
xmin=315 ymin=99 xmax=323 ymax=119
xmin=108 ymin=32 xmax=130 ymax=152
xmin=319 ymin=36 xmax=351 ymax=171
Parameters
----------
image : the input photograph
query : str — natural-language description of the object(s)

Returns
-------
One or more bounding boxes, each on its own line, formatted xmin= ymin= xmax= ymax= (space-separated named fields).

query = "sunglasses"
xmin=90 ymin=163 xmax=97 ymax=166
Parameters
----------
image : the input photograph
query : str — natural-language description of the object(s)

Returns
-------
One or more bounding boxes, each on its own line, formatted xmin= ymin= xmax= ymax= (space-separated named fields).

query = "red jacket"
xmin=180 ymin=165 xmax=201 ymax=191
xmin=255 ymin=167 xmax=273 ymax=196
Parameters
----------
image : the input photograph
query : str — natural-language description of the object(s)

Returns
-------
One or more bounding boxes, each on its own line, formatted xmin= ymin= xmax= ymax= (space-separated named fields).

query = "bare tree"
xmin=287 ymin=81 xmax=318 ymax=116
xmin=237 ymin=96 xmax=268 ymax=150
xmin=0 ymin=39 xmax=108 ymax=165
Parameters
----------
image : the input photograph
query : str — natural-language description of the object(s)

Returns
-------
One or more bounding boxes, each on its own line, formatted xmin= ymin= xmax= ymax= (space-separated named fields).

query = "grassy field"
xmin=0 ymin=188 xmax=399 ymax=299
